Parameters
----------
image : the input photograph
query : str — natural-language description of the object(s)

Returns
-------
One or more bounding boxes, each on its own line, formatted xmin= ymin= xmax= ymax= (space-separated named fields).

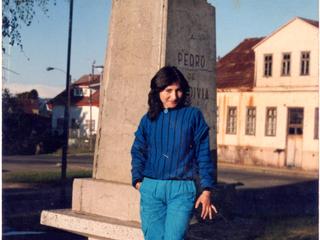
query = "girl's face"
xmin=159 ymin=82 xmax=183 ymax=109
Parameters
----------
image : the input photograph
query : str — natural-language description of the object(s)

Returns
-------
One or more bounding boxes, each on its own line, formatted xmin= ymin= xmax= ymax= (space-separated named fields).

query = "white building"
xmin=49 ymin=74 xmax=100 ymax=139
xmin=216 ymin=17 xmax=318 ymax=171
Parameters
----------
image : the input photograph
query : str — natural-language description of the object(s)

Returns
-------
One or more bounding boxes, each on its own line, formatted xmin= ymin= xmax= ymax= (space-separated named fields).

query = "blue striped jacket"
xmin=131 ymin=106 xmax=214 ymax=189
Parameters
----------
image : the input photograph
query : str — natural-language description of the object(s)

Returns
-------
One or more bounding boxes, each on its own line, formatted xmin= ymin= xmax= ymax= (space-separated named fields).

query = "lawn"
xmin=3 ymin=169 xmax=92 ymax=185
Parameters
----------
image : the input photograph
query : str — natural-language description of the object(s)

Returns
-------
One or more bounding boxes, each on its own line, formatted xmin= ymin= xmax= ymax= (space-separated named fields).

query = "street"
xmin=2 ymin=154 xmax=93 ymax=173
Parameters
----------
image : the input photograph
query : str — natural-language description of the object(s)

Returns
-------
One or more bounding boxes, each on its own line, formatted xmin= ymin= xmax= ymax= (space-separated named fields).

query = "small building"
xmin=49 ymin=74 xmax=100 ymax=139
xmin=216 ymin=17 xmax=318 ymax=171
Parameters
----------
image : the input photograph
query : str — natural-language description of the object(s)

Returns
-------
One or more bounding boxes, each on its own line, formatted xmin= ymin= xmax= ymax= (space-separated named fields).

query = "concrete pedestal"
xmin=72 ymin=179 xmax=140 ymax=222
xmin=41 ymin=179 xmax=142 ymax=240
xmin=41 ymin=209 xmax=143 ymax=240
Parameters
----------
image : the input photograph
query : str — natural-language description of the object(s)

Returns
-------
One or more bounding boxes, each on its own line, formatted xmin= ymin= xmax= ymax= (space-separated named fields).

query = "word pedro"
xmin=178 ymin=52 xmax=206 ymax=68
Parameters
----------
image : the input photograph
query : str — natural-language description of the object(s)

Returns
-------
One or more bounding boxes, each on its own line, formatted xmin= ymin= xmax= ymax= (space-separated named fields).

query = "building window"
xmin=314 ymin=108 xmax=318 ymax=139
xmin=264 ymin=54 xmax=272 ymax=77
xmin=73 ymin=88 xmax=83 ymax=97
xmin=265 ymin=107 xmax=277 ymax=136
xmin=85 ymin=120 xmax=95 ymax=131
xmin=300 ymin=51 xmax=310 ymax=75
xmin=281 ymin=53 xmax=291 ymax=76
xmin=288 ymin=108 xmax=304 ymax=135
xmin=226 ymin=107 xmax=237 ymax=134
xmin=245 ymin=107 xmax=256 ymax=135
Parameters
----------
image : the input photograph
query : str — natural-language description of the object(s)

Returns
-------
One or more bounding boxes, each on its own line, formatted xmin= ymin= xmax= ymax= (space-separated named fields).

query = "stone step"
xmin=41 ymin=209 xmax=143 ymax=240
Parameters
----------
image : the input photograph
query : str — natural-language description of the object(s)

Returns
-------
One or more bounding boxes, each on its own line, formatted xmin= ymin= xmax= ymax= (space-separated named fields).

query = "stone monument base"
xmin=41 ymin=209 xmax=143 ymax=240
xmin=71 ymin=179 xmax=140 ymax=222
xmin=41 ymin=179 xmax=143 ymax=240
xmin=40 ymin=180 xmax=238 ymax=240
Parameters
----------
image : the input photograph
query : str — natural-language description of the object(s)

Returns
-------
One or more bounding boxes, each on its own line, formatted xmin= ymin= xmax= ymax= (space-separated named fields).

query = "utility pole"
xmin=89 ymin=62 xmax=104 ymax=152
xmin=61 ymin=0 xmax=74 ymax=180
xmin=89 ymin=61 xmax=95 ymax=152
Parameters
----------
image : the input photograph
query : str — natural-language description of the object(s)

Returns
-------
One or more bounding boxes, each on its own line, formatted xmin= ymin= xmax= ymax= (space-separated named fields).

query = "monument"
xmin=41 ymin=0 xmax=216 ymax=239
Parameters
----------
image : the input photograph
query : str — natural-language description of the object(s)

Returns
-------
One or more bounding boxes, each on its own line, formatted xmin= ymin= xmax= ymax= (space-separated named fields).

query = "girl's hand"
xmin=135 ymin=182 xmax=141 ymax=190
xmin=195 ymin=190 xmax=218 ymax=219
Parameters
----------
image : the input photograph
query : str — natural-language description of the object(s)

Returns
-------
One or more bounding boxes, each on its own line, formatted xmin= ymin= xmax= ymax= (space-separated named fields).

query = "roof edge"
xmin=252 ymin=16 xmax=319 ymax=50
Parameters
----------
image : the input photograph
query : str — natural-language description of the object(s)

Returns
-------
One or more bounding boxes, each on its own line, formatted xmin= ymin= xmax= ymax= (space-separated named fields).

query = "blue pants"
xmin=139 ymin=178 xmax=196 ymax=240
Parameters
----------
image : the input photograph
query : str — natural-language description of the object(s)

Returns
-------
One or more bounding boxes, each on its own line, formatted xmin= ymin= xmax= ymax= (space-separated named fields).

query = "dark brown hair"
xmin=147 ymin=66 xmax=190 ymax=120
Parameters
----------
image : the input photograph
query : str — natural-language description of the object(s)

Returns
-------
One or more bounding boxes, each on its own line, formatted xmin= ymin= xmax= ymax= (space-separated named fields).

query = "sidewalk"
xmin=219 ymin=161 xmax=318 ymax=178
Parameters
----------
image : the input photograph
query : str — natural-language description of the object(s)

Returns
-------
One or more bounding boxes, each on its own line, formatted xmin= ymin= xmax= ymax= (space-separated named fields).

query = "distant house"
xmin=216 ymin=17 xmax=318 ymax=171
xmin=49 ymin=74 xmax=100 ymax=139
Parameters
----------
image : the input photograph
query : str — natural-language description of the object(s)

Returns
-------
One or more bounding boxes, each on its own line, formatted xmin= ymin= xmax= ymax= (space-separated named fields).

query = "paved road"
xmin=2 ymin=154 xmax=93 ymax=173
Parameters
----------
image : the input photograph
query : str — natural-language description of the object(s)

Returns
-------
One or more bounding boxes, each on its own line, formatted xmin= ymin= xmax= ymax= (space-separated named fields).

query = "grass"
xmin=257 ymin=216 xmax=318 ymax=240
xmin=3 ymin=169 xmax=92 ymax=184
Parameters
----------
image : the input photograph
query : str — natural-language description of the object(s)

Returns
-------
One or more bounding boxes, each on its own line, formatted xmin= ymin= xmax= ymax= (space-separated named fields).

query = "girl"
xmin=131 ymin=66 xmax=217 ymax=240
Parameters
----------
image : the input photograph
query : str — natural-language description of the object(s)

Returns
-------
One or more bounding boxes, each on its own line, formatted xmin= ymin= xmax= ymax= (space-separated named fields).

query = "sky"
xmin=2 ymin=0 xmax=318 ymax=98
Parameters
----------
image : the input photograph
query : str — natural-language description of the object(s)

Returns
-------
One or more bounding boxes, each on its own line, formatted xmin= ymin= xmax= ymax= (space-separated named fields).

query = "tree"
xmin=2 ymin=88 xmax=56 ymax=155
xmin=2 ymin=0 xmax=56 ymax=52
xmin=3 ymin=88 xmax=40 ymax=115
xmin=2 ymin=88 xmax=22 ymax=113
xmin=16 ymin=88 xmax=39 ymax=100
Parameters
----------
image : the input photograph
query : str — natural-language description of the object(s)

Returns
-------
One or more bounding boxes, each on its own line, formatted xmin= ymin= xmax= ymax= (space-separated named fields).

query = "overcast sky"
xmin=2 ymin=0 xmax=318 ymax=98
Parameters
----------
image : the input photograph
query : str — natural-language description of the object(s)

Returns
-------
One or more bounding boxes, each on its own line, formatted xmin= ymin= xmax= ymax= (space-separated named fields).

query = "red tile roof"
xmin=216 ymin=37 xmax=264 ymax=89
xmin=49 ymin=74 xmax=100 ymax=107
xmin=217 ymin=17 xmax=318 ymax=90
xmin=74 ymin=91 xmax=100 ymax=107
xmin=73 ymin=74 xmax=100 ymax=86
